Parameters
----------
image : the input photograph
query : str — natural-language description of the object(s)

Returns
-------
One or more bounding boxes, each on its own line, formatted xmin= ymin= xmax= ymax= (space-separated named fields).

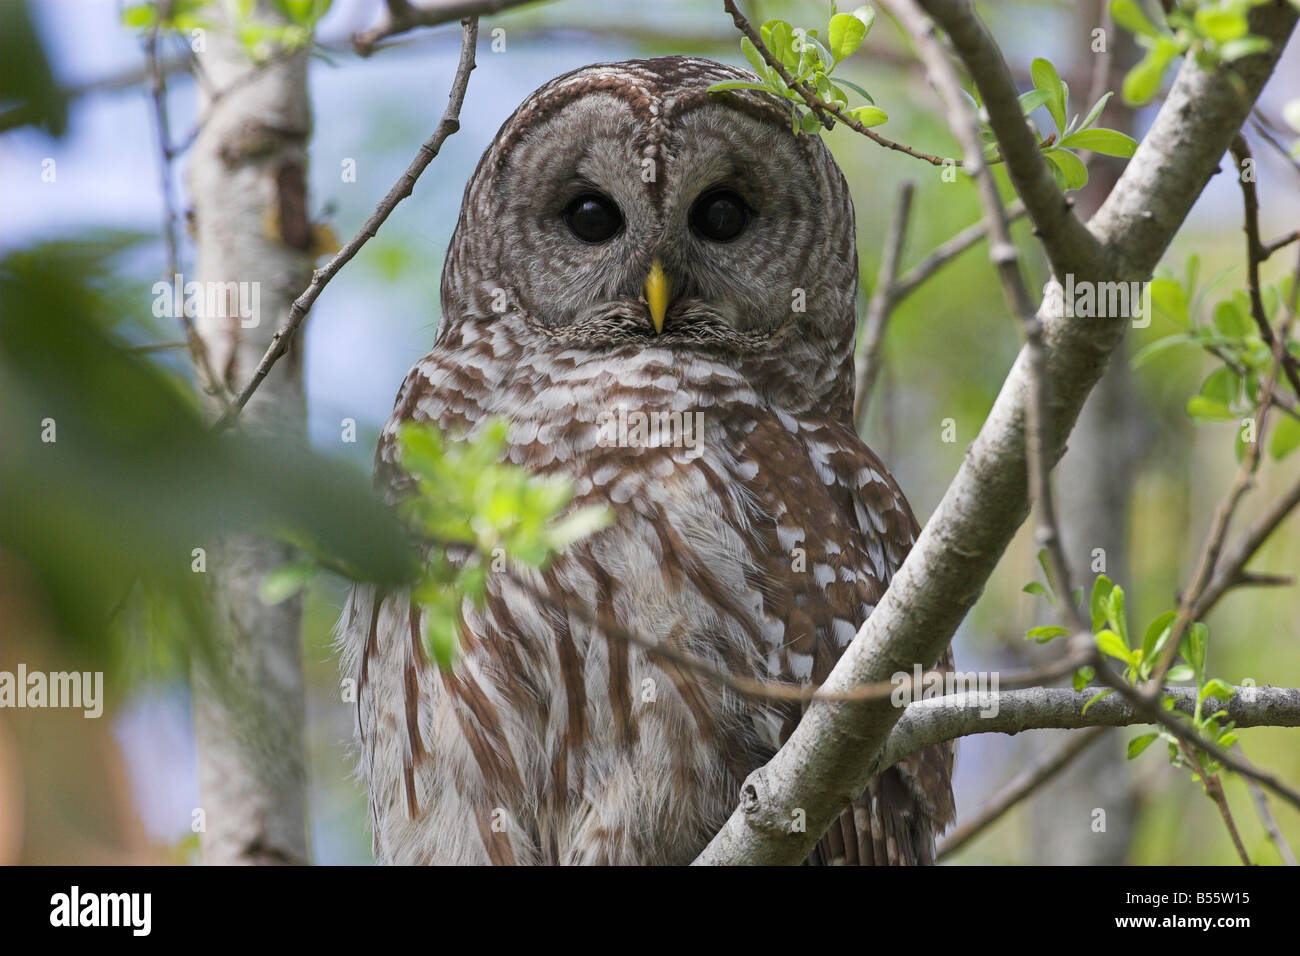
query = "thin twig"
xmin=1263 ymin=230 xmax=1300 ymax=259
xmin=1229 ymin=134 xmax=1300 ymax=396
xmin=936 ymin=726 xmax=1108 ymax=860
xmin=1150 ymin=248 xmax=1300 ymax=687
xmin=854 ymin=181 xmax=914 ymax=432
xmin=721 ymin=0 xmax=955 ymax=167
xmin=354 ymin=0 xmax=547 ymax=56
xmin=914 ymin=0 xmax=1106 ymax=281
xmin=214 ymin=17 xmax=480 ymax=431
xmin=1177 ymin=738 xmax=1252 ymax=865
xmin=144 ymin=17 xmax=229 ymax=409
xmin=1241 ymin=757 xmax=1298 ymax=865
xmin=1095 ymin=655 xmax=1300 ymax=813
xmin=504 ymin=567 xmax=1089 ymax=706
xmin=1192 ymin=470 xmax=1300 ymax=619
xmin=891 ymin=199 xmax=1027 ymax=302
xmin=127 ymin=340 xmax=190 ymax=353
xmin=1251 ymin=111 xmax=1300 ymax=177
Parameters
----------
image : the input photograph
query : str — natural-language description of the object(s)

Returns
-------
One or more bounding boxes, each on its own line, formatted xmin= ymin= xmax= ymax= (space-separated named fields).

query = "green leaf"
xmin=1132 ymin=333 xmax=1199 ymax=368
xmin=740 ymin=35 xmax=767 ymax=76
xmin=121 ymin=4 xmax=157 ymax=28
xmin=1078 ymin=90 xmax=1113 ymax=131
xmin=1030 ymin=57 xmax=1067 ymax=133
xmin=1018 ymin=88 xmax=1051 ymax=115
xmin=1127 ymin=732 xmax=1159 ymax=759
xmin=1073 ymin=665 xmax=1095 ymax=691
xmin=1182 ymin=621 xmax=1208 ymax=676
xmin=546 ymin=504 xmax=613 ymax=550
xmin=1082 ymin=688 xmax=1114 ymax=715
xmin=1212 ymin=298 xmax=1251 ymax=337
xmin=1219 ymin=36 xmax=1272 ymax=61
xmin=1149 ymin=277 xmax=1190 ymax=325
xmin=1026 ymin=625 xmax=1071 ymax=644
xmin=828 ymin=12 xmax=867 ymax=62
xmin=1109 ymin=0 xmax=1162 ymax=39
xmin=1269 ymin=412 xmax=1300 ymax=459
xmin=1022 ymin=581 xmax=1050 ymax=599
xmin=1142 ymin=608 xmax=1178 ymax=661
xmin=1090 ymin=575 xmax=1114 ymax=632
xmin=1096 ymin=628 xmax=1132 ymax=664
xmin=1185 ymin=396 xmax=1234 ymax=420
xmin=814 ymin=70 xmax=834 ymax=102
xmin=835 ymin=77 xmax=874 ymax=103
xmin=1107 ymin=585 xmax=1129 ymax=646
xmin=850 ymin=5 xmax=876 ymax=34
xmin=1166 ymin=665 xmax=1195 ymax=682
xmin=1199 ymin=678 xmax=1236 ymax=703
xmin=1045 ymin=149 xmax=1089 ymax=191
xmin=1122 ymin=48 xmax=1170 ymax=106
xmin=1199 ymin=365 xmax=1241 ymax=407
xmin=423 ymin=603 xmax=461 ymax=671
xmin=844 ymin=105 xmax=888 ymax=127
xmin=258 ymin=560 xmax=318 ymax=605
xmin=708 ymin=80 xmax=773 ymax=93
xmin=1059 ymin=127 xmax=1138 ymax=157
xmin=1194 ymin=5 xmax=1249 ymax=43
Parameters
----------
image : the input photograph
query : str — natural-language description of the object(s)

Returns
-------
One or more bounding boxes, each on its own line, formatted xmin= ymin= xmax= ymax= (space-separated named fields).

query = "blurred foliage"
xmin=1110 ymin=0 xmax=1275 ymax=105
xmin=0 ymin=238 xmax=418 ymax=685
xmin=396 ymin=420 xmax=611 ymax=669
xmin=0 ymin=1 xmax=68 ymax=136
xmin=121 ymin=0 xmax=332 ymax=61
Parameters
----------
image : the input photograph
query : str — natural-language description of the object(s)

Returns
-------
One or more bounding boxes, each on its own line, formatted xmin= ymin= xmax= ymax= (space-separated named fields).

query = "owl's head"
xmin=443 ymin=56 xmax=860 ymax=411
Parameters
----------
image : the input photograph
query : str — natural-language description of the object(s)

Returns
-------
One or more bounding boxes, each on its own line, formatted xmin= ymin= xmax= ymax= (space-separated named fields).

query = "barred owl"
xmin=339 ymin=56 xmax=954 ymax=865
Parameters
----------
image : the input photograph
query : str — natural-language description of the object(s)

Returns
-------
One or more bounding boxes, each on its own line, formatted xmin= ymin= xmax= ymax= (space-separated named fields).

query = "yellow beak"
xmin=644 ymin=259 xmax=670 ymax=334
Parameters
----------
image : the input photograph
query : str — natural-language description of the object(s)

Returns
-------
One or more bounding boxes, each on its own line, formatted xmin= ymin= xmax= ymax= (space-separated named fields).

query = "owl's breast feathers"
xmin=344 ymin=320 xmax=953 ymax=864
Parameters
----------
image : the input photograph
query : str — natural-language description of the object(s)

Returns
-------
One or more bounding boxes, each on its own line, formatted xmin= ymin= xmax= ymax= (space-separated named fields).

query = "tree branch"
xmin=854 ymin=182 xmax=914 ymax=431
xmin=693 ymin=0 xmax=1298 ymax=866
xmin=354 ymin=0 xmax=546 ymax=56
xmin=213 ymin=17 xmax=479 ymax=431
xmin=721 ymin=0 xmax=956 ymax=167
xmin=1228 ymin=134 xmax=1300 ymax=395
xmin=876 ymin=685 xmax=1300 ymax=772
xmin=887 ymin=0 xmax=1087 ymax=634
xmin=915 ymin=0 xmax=1107 ymax=281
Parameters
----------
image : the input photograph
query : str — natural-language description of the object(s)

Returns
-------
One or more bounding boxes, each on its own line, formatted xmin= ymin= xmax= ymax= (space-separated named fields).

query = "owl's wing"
xmin=745 ymin=413 xmax=955 ymax=865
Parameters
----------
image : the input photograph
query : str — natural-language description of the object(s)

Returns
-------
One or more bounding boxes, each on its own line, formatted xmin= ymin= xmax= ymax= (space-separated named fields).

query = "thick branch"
xmin=694 ymin=1 xmax=1297 ymax=866
xmin=875 ymin=685 xmax=1300 ymax=773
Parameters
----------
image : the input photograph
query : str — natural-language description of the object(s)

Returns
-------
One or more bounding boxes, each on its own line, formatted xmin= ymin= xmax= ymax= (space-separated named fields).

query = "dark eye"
xmin=690 ymin=189 xmax=750 ymax=242
xmin=563 ymin=193 xmax=623 ymax=243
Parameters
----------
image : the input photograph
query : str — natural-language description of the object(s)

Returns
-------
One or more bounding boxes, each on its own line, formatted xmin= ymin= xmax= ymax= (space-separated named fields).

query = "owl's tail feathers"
xmin=808 ymin=742 xmax=955 ymax=866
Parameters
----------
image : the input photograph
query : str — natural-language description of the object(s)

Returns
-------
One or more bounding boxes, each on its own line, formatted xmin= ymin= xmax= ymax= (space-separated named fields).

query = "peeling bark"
xmin=187 ymin=1 xmax=313 ymax=866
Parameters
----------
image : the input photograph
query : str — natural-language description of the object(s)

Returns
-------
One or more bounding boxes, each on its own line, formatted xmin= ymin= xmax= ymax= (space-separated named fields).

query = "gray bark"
xmin=1025 ymin=0 xmax=1148 ymax=865
xmin=694 ymin=0 xmax=1298 ymax=866
xmin=877 ymin=686 xmax=1300 ymax=771
xmin=188 ymin=1 xmax=313 ymax=865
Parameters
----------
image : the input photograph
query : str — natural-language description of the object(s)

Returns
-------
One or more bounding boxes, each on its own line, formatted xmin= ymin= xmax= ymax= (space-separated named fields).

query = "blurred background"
xmin=1 ymin=0 xmax=1297 ymax=865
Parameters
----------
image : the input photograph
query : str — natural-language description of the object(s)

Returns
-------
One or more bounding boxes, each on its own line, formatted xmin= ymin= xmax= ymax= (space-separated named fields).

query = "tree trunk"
xmin=187 ymin=1 xmax=313 ymax=865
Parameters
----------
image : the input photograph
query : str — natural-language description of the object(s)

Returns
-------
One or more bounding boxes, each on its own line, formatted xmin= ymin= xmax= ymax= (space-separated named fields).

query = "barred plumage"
xmin=338 ymin=56 xmax=953 ymax=865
